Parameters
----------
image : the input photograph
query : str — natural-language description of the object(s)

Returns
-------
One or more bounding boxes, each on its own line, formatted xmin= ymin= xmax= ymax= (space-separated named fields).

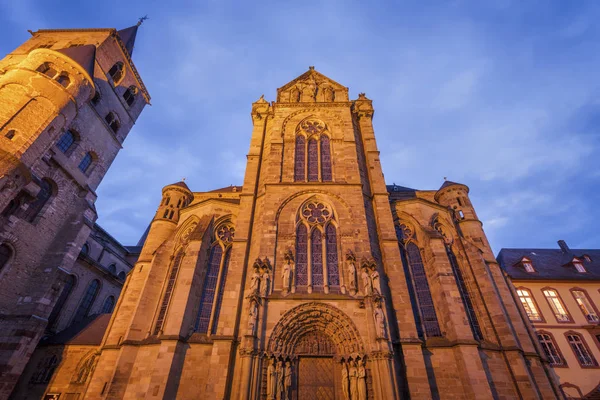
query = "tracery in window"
xmin=195 ymin=223 xmax=235 ymax=333
xmin=294 ymin=118 xmax=332 ymax=182
xmin=311 ymin=229 xmax=323 ymax=287
xmin=307 ymin=138 xmax=318 ymax=182
xmin=102 ymin=296 xmax=115 ymax=313
xmin=543 ymin=289 xmax=571 ymax=322
xmin=72 ymin=279 xmax=100 ymax=326
xmin=537 ymin=333 xmax=564 ymax=366
xmin=566 ymin=333 xmax=597 ymax=367
xmin=0 ymin=243 xmax=12 ymax=272
xmin=326 ymin=224 xmax=339 ymax=286
xmin=517 ymin=288 xmax=542 ymax=322
xmin=295 ymin=224 xmax=308 ymax=286
xmin=571 ymin=290 xmax=599 ymax=323
xmin=72 ymin=354 xmax=96 ymax=384
xmin=108 ymin=62 xmax=124 ymax=84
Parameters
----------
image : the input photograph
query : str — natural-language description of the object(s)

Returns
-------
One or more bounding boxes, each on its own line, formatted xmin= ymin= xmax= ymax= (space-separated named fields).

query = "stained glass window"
xmin=406 ymin=243 xmax=441 ymax=337
xmin=311 ymin=229 xmax=323 ymax=288
xmin=537 ymin=333 xmax=563 ymax=366
xmin=321 ymin=135 xmax=332 ymax=182
xmin=325 ymin=224 xmax=339 ymax=286
xmin=446 ymin=245 xmax=482 ymax=340
xmin=154 ymin=251 xmax=184 ymax=334
xmin=47 ymin=274 xmax=75 ymax=330
xmin=72 ymin=279 xmax=100 ymax=326
xmin=296 ymin=224 xmax=308 ymax=286
xmin=211 ymin=248 xmax=231 ymax=334
xmin=307 ymin=138 xmax=319 ymax=182
xmin=294 ymin=135 xmax=305 ymax=181
xmin=195 ymin=246 xmax=223 ymax=333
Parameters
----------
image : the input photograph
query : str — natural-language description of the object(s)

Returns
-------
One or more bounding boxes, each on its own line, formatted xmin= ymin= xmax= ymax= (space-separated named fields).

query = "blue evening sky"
xmin=1 ymin=0 xmax=598 ymax=253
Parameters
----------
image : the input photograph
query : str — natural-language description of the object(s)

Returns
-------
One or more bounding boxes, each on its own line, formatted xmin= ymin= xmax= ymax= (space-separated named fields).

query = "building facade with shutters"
xmin=498 ymin=241 xmax=600 ymax=399
xmin=0 ymin=25 xmax=149 ymax=398
xmin=32 ymin=68 xmax=563 ymax=400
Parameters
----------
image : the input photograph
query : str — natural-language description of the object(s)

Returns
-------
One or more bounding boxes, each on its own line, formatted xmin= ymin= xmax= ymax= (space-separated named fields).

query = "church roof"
xmin=117 ymin=25 xmax=138 ymax=57
xmin=164 ymin=181 xmax=191 ymax=191
xmin=56 ymin=44 xmax=96 ymax=78
xmin=438 ymin=180 xmax=464 ymax=190
xmin=41 ymin=314 xmax=110 ymax=346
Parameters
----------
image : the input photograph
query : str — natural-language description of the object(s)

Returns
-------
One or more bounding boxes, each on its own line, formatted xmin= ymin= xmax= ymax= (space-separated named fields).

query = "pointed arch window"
xmin=307 ymin=138 xmax=319 ymax=182
xmin=294 ymin=135 xmax=305 ymax=181
xmin=47 ymin=274 xmax=76 ymax=331
xmin=195 ymin=224 xmax=235 ymax=333
xmin=294 ymin=119 xmax=333 ymax=182
xmin=101 ymin=295 xmax=115 ymax=313
xmin=154 ymin=250 xmax=184 ymax=335
xmin=295 ymin=201 xmax=339 ymax=292
xmin=72 ymin=279 xmax=100 ymax=326
xmin=320 ymin=135 xmax=332 ymax=182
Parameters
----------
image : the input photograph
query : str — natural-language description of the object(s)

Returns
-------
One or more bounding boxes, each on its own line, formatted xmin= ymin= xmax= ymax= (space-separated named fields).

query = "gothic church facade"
xmin=66 ymin=68 xmax=562 ymax=399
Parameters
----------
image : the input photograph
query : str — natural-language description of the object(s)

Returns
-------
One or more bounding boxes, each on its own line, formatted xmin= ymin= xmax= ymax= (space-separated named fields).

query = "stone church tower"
xmin=0 ymin=26 xmax=149 ymax=397
xmin=79 ymin=68 xmax=558 ymax=399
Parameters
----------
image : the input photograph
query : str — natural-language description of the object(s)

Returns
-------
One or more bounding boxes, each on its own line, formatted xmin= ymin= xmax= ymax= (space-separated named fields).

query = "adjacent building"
xmin=498 ymin=241 xmax=600 ymax=399
xmin=0 ymin=24 xmax=149 ymax=397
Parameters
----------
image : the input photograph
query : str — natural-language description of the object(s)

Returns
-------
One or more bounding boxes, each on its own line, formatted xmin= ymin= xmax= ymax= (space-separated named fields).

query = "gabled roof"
xmin=56 ymin=44 xmax=96 ymax=78
xmin=277 ymin=67 xmax=348 ymax=93
xmin=498 ymin=247 xmax=600 ymax=281
xmin=117 ymin=25 xmax=138 ymax=56
xmin=42 ymin=314 xmax=110 ymax=346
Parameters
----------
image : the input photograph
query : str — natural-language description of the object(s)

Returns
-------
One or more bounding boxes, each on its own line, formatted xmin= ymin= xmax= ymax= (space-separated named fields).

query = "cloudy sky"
xmin=1 ymin=0 xmax=598 ymax=252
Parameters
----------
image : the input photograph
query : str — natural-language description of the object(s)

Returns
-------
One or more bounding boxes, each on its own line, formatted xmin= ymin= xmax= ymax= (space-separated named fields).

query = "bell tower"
xmin=0 ymin=25 xmax=150 ymax=397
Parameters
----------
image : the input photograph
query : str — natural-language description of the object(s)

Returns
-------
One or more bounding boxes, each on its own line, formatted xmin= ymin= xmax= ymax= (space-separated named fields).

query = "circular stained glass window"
xmin=301 ymin=202 xmax=332 ymax=224
xmin=217 ymin=225 xmax=235 ymax=243
xmin=300 ymin=119 xmax=326 ymax=136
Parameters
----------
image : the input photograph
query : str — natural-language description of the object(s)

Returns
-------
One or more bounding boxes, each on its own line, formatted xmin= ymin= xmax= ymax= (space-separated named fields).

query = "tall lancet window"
xmin=154 ymin=250 xmax=185 ymax=335
xmin=295 ymin=200 xmax=339 ymax=292
xmin=195 ymin=223 xmax=235 ymax=333
xmin=294 ymin=119 xmax=332 ymax=182
xmin=397 ymin=223 xmax=441 ymax=338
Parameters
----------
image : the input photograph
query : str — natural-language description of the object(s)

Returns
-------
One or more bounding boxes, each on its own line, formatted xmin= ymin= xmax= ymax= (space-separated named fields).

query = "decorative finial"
xmin=182 ymin=177 xmax=186 ymax=182
xmin=443 ymin=177 xmax=447 ymax=181
xmin=137 ymin=15 xmax=149 ymax=26
xmin=309 ymin=66 xmax=315 ymax=70
xmin=259 ymin=94 xmax=264 ymax=100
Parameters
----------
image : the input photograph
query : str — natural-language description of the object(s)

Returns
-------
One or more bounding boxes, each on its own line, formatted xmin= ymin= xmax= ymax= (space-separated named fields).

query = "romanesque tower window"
xmin=295 ymin=200 xmax=339 ymax=292
xmin=102 ymin=296 xmax=115 ymax=313
xmin=37 ymin=62 xmax=57 ymax=79
xmin=108 ymin=264 xmax=117 ymax=275
xmin=56 ymin=74 xmax=70 ymax=88
xmin=47 ymin=274 xmax=76 ymax=331
xmin=78 ymin=152 xmax=94 ymax=174
xmin=108 ymin=62 xmax=124 ymax=84
xmin=294 ymin=119 xmax=332 ymax=182
xmin=123 ymin=86 xmax=138 ymax=107
xmin=0 ymin=243 xmax=13 ymax=272
xmin=56 ymin=130 xmax=78 ymax=154
xmin=396 ymin=223 xmax=441 ymax=337
xmin=104 ymin=112 xmax=120 ymax=134
xmin=72 ymin=279 xmax=100 ymax=326
xmin=118 ymin=271 xmax=126 ymax=281
xmin=195 ymin=223 xmax=235 ymax=334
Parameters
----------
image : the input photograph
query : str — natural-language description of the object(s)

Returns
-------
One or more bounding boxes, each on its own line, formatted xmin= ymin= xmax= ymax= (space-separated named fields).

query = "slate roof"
xmin=208 ymin=185 xmax=242 ymax=193
xmin=165 ymin=181 xmax=191 ymax=191
xmin=117 ymin=25 xmax=138 ymax=56
xmin=41 ymin=314 xmax=110 ymax=346
xmin=386 ymin=184 xmax=417 ymax=201
xmin=56 ymin=44 xmax=96 ymax=77
xmin=497 ymin=243 xmax=600 ymax=281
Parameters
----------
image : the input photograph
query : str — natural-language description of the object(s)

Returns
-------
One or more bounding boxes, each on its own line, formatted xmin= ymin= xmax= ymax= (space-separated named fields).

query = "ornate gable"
xmin=277 ymin=67 xmax=349 ymax=103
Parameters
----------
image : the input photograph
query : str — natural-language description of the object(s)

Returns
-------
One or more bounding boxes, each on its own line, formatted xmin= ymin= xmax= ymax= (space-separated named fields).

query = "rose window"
xmin=300 ymin=119 xmax=326 ymax=136
xmin=217 ymin=225 xmax=235 ymax=243
xmin=301 ymin=202 xmax=332 ymax=224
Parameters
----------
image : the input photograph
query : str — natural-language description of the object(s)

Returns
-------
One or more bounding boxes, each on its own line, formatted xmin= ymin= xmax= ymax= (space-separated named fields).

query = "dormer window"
xmin=583 ymin=255 xmax=592 ymax=262
xmin=573 ymin=259 xmax=586 ymax=273
xmin=518 ymin=257 xmax=535 ymax=273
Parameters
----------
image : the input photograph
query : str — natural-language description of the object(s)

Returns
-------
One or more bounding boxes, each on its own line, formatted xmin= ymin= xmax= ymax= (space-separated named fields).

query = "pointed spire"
xmin=56 ymin=44 xmax=96 ymax=78
xmin=118 ymin=25 xmax=138 ymax=57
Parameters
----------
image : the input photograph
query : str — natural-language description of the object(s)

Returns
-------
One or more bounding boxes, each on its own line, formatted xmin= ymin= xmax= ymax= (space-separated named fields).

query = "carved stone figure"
xmin=247 ymin=301 xmax=258 ymax=336
xmin=348 ymin=261 xmax=357 ymax=293
xmin=276 ymin=361 xmax=284 ymax=400
xmin=260 ymin=269 xmax=270 ymax=296
xmin=250 ymin=267 xmax=261 ymax=294
xmin=370 ymin=267 xmax=381 ymax=295
xmin=358 ymin=360 xmax=367 ymax=400
xmin=324 ymin=87 xmax=335 ymax=102
xmin=267 ymin=359 xmax=276 ymax=400
xmin=282 ymin=262 xmax=292 ymax=292
xmin=341 ymin=361 xmax=350 ymax=400
xmin=374 ymin=305 xmax=386 ymax=339
xmin=284 ymin=361 xmax=292 ymax=400
xmin=361 ymin=267 xmax=372 ymax=295
xmin=349 ymin=361 xmax=359 ymax=400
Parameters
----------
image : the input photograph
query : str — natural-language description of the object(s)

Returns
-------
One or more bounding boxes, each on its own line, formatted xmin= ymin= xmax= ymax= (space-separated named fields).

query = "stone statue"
xmin=250 ymin=266 xmax=261 ymax=294
xmin=341 ymin=361 xmax=350 ymax=400
xmin=247 ymin=301 xmax=258 ymax=336
xmin=276 ymin=361 xmax=284 ymax=400
xmin=349 ymin=361 xmax=359 ymax=400
xmin=284 ymin=361 xmax=292 ymax=400
xmin=282 ymin=261 xmax=292 ymax=292
xmin=347 ymin=261 xmax=357 ymax=293
xmin=358 ymin=360 xmax=367 ymax=400
xmin=260 ymin=269 xmax=270 ymax=296
xmin=374 ymin=305 xmax=386 ymax=339
xmin=370 ymin=267 xmax=381 ymax=295
xmin=267 ymin=359 xmax=276 ymax=400
xmin=361 ymin=267 xmax=372 ymax=295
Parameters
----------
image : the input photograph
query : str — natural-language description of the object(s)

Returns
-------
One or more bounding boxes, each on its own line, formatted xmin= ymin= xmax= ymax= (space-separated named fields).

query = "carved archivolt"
xmin=267 ymin=302 xmax=364 ymax=357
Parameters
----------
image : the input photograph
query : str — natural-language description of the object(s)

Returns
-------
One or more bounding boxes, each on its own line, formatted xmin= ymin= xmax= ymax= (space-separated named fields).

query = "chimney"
xmin=557 ymin=240 xmax=570 ymax=253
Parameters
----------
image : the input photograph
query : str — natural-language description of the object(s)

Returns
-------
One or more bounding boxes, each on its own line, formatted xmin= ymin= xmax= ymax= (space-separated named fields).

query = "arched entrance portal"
xmin=265 ymin=302 xmax=367 ymax=400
